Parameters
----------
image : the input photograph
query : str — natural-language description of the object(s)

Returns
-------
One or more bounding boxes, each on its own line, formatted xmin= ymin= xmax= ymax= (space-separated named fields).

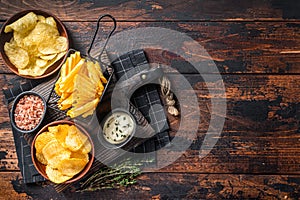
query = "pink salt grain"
xmin=14 ymin=94 xmax=44 ymax=131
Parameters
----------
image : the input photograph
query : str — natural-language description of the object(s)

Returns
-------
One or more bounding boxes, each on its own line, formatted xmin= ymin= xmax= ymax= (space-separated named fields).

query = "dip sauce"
xmin=103 ymin=111 xmax=135 ymax=144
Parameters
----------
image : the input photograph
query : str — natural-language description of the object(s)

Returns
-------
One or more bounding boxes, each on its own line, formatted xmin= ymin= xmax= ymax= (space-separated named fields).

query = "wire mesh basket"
xmin=46 ymin=14 xmax=116 ymax=125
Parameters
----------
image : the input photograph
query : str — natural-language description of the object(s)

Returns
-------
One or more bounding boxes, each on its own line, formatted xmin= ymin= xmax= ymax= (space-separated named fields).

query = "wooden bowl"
xmin=0 ymin=10 xmax=69 ymax=79
xmin=31 ymin=120 xmax=95 ymax=184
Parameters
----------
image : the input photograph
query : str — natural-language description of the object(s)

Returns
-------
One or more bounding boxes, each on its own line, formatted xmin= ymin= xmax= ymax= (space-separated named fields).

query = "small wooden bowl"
xmin=0 ymin=10 xmax=69 ymax=79
xmin=31 ymin=120 xmax=95 ymax=184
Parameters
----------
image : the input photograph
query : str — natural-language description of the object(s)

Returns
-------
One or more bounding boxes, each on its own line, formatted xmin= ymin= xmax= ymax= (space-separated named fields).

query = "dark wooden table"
xmin=1 ymin=1 xmax=300 ymax=199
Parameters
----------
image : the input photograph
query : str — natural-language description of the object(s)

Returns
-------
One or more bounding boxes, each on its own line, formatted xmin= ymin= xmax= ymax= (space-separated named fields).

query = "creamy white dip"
xmin=103 ymin=111 xmax=135 ymax=144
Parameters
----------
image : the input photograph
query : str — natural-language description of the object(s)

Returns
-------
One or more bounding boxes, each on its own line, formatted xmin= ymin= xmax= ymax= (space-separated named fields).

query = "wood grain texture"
xmin=0 ymin=172 xmax=28 ymax=199
xmin=1 ymin=21 xmax=299 ymax=74
xmin=137 ymin=173 xmax=300 ymax=199
xmin=1 ymin=172 xmax=300 ymax=199
xmin=0 ymin=0 xmax=299 ymax=21
xmin=0 ymin=129 xmax=18 ymax=171
xmin=158 ymin=74 xmax=300 ymax=174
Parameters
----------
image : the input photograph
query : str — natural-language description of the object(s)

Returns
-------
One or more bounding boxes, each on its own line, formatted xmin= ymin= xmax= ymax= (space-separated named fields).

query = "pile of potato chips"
xmin=54 ymin=51 xmax=107 ymax=118
xmin=4 ymin=12 xmax=68 ymax=76
xmin=34 ymin=124 xmax=92 ymax=184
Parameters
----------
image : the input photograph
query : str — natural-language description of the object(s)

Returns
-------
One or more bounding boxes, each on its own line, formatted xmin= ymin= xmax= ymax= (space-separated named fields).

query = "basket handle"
xmin=87 ymin=14 xmax=117 ymax=63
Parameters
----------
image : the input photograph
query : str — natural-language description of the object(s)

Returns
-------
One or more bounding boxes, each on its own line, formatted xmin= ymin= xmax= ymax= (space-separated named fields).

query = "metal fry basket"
xmin=46 ymin=14 xmax=117 ymax=124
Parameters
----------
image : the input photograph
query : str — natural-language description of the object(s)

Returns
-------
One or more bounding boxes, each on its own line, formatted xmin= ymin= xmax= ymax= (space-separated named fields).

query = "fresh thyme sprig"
xmin=76 ymin=157 xmax=153 ymax=192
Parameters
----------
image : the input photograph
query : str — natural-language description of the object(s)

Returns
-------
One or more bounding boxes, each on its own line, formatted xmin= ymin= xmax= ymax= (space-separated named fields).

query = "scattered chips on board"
xmin=34 ymin=124 xmax=91 ymax=184
xmin=4 ymin=12 xmax=68 ymax=76
xmin=54 ymin=51 xmax=107 ymax=118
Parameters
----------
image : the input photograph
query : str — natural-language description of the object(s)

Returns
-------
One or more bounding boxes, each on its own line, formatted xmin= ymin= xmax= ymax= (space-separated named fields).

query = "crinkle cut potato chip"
xmin=42 ymin=140 xmax=67 ymax=162
xmin=65 ymin=125 xmax=88 ymax=152
xmin=34 ymin=123 xmax=92 ymax=184
xmin=52 ymin=124 xmax=69 ymax=148
xmin=79 ymin=139 xmax=92 ymax=154
xmin=46 ymin=166 xmax=72 ymax=184
xmin=47 ymin=150 xmax=71 ymax=169
xmin=34 ymin=131 xmax=55 ymax=153
xmin=36 ymin=152 xmax=47 ymax=165
xmin=58 ymin=158 xmax=88 ymax=177
xmin=3 ymin=11 xmax=68 ymax=77
xmin=71 ymin=151 xmax=89 ymax=162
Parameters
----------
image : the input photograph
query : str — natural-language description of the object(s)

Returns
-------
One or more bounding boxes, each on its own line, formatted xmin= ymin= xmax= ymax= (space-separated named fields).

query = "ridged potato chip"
xmin=34 ymin=131 xmax=55 ymax=153
xmin=58 ymin=158 xmax=88 ymax=177
xmin=53 ymin=124 xmax=69 ymax=148
xmin=47 ymin=150 xmax=71 ymax=169
xmin=36 ymin=152 xmax=47 ymax=165
xmin=78 ymin=139 xmax=92 ymax=154
xmin=70 ymin=151 xmax=89 ymax=162
xmin=65 ymin=125 xmax=88 ymax=151
xmin=46 ymin=166 xmax=72 ymax=184
xmin=42 ymin=140 xmax=66 ymax=161
xmin=34 ymin=123 xmax=92 ymax=183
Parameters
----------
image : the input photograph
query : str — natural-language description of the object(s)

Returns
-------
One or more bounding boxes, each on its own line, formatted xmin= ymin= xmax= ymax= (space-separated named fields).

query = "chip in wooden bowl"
xmin=31 ymin=120 xmax=94 ymax=184
xmin=0 ymin=10 xmax=69 ymax=79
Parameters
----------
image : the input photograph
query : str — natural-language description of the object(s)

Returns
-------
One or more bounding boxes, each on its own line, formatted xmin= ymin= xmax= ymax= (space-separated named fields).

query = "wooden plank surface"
xmin=1 ymin=172 xmax=300 ymax=199
xmin=1 ymin=21 xmax=300 ymax=74
xmin=0 ymin=0 xmax=299 ymax=21
xmin=61 ymin=21 xmax=300 ymax=74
